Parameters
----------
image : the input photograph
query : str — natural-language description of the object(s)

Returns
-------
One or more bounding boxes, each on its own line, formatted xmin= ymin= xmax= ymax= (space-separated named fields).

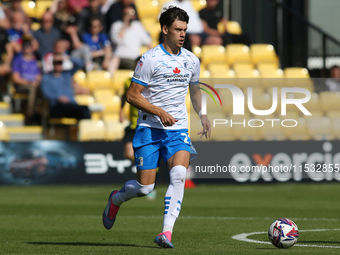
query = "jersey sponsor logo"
xmin=135 ymin=60 xmax=143 ymax=74
xmin=183 ymin=61 xmax=189 ymax=69
xmin=173 ymin=67 xmax=181 ymax=74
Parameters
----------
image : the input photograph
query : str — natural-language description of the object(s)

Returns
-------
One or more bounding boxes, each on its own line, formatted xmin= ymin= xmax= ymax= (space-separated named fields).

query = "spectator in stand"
xmin=11 ymin=38 xmax=41 ymax=121
xmin=0 ymin=26 xmax=13 ymax=95
xmin=61 ymin=17 xmax=94 ymax=71
xmin=7 ymin=10 xmax=39 ymax=54
xmin=100 ymin=0 xmax=115 ymax=15
xmin=41 ymin=55 xmax=91 ymax=120
xmin=42 ymin=39 xmax=72 ymax=73
xmin=68 ymin=0 xmax=89 ymax=16
xmin=0 ymin=5 xmax=10 ymax=29
xmin=82 ymin=17 xmax=111 ymax=70
xmin=105 ymin=0 xmax=138 ymax=33
xmin=33 ymin=11 xmax=61 ymax=60
xmin=199 ymin=0 xmax=250 ymax=45
xmin=77 ymin=0 xmax=105 ymax=35
xmin=109 ymin=6 xmax=151 ymax=75
xmin=50 ymin=0 xmax=72 ymax=31
xmin=3 ymin=0 xmax=31 ymax=27
xmin=325 ymin=66 xmax=340 ymax=92
xmin=161 ymin=0 xmax=221 ymax=47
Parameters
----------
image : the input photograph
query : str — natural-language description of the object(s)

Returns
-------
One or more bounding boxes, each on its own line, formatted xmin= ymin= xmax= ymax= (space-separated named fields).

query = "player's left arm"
xmin=190 ymin=83 xmax=211 ymax=139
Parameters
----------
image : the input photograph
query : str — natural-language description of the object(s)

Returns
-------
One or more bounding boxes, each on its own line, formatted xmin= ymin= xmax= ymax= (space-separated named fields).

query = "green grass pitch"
xmin=0 ymin=183 xmax=339 ymax=254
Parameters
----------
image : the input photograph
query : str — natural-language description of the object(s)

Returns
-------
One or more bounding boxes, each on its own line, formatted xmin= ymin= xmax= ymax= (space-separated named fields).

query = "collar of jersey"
xmin=159 ymin=43 xmax=182 ymax=56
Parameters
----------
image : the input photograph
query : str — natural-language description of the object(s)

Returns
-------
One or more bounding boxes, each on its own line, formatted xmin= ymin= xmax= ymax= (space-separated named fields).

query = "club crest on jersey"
xmin=135 ymin=60 xmax=143 ymax=74
xmin=183 ymin=61 xmax=189 ymax=69
xmin=173 ymin=67 xmax=181 ymax=74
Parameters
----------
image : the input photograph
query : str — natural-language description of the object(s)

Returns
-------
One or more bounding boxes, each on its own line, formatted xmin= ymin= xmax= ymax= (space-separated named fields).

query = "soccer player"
xmin=102 ymin=6 xmax=211 ymax=248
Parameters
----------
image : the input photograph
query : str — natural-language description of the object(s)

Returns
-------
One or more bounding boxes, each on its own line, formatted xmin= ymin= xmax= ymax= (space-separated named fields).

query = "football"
xmin=268 ymin=218 xmax=299 ymax=249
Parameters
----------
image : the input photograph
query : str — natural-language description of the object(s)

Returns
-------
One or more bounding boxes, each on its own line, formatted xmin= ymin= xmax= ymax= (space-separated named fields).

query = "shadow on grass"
xmin=27 ymin=242 xmax=159 ymax=249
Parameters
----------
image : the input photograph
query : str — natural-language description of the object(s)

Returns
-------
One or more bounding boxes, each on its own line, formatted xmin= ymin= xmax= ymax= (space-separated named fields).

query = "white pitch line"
xmin=0 ymin=215 xmax=339 ymax=222
xmin=232 ymin=229 xmax=340 ymax=249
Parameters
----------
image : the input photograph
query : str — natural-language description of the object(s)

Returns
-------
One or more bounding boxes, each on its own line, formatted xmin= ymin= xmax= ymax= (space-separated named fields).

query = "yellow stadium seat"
xmin=7 ymin=126 xmax=43 ymax=141
xmin=233 ymin=62 xmax=254 ymax=73
xmin=234 ymin=69 xmax=261 ymax=88
xmin=227 ymin=21 xmax=243 ymax=35
xmin=201 ymin=45 xmax=227 ymax=66
xmin=103 ymin=113 xmax=120 ymax=122
xmin=87 ymin=70 xmax=112 ymax=90
xmin=192 ymin=46 xmax=202 ymax=58
xmin=141 ymin=18 xmax=161 ymax=40
xmin=208 ymin=63 xmax=234 ymax=78
xmin=0 ymin=121 xmax=9 ymax=141
xmin=105 ymin=120 xmax=128 ymax=141
xmin=331 ymin=117 xmax=340 ymax=139
xmin=191 ymin=0 xmax=206 ymax=11
xmin=21 ymin=0 xmax=36 ymax=18
xmin=140 ymin=45 xmax=149 ymax=55
xmin=0 ymin=102 xmax=10 ymax=114
xmin=235 ymin=126 xmax=263 ymax=141
xmin=327 ymin=110 xmax=340 ymax=119
xmin=74 ymin=95 xmax=94 ymax=106
xmin=306 ymin=117 xmax=333 ymax=140
xmin=226 ymin=44 xmax=251 ymax=65
xmin=73 ymin=70 xmax=88 ymax=88
xmin=78 ymin=119 xmax=106 ymax=141
xmin=35 ymin=0 xmax=53 ymax=19
xmin=199 ymin=67 xmax=211 ymax=78
xmin=0 ymin=114 xmax=24 ymax=127
xmin=257 ymin=63 xmax=280 ymax=74
xmin=218 ymin=20 xmax=243 ymax=35
xmin=112 ymin=70 xmax=134 ymax=95
xmin=319 ymin=91 xmax=340 ymax=112
xmin=284 ymin=118 xmax=310 ymax=140
xmin=250 ymin=44 xmax=279 ymax=65
xmin=260 ymin=121 xmax=286 ymax=141
xmin=135 ymin=0 xmax=159 ymax=19
xmin=284 ymin=67 xmax=310 ymax=78
xmin=93 ymin=89 xmax=120 ymax=113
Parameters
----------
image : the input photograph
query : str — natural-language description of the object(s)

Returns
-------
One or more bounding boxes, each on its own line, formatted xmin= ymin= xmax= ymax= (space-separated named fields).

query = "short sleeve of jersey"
xmin=131 ymin=53 xmax=154 ymax=87
xmin=190 ymin=56 xmax=200 ymax=85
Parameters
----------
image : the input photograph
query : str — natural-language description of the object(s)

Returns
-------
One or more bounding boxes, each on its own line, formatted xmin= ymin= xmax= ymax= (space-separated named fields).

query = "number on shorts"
xmin=181 ymin=133 xmax=189 ymax=144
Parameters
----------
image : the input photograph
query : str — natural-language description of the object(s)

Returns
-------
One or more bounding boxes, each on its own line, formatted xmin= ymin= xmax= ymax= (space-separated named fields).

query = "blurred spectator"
xmin=61 ymin=18 xmax=93 ymax=71
xmin=33 ymin=11 xmax=61 ymax=60
xmin=0 ymin=26 xmax=13 ymax=94
xmin=105 ymin=0 xmax=138 ymax=33
xmin=11 ymin=39 xmax=41 ymax=120
xmin=82 ymin=17 xmax=111 ymax=70
xmin=3 ymin=0 xmax=31 ymax=26
xmin=199 ymin=0 xmax=250 ymax=45
xmin=161 ymin=0 xmax=221 ymax=47
xmin=7 ymin=10 xmax=39 ymax=54
xmin=325 ymin=66 xmax=340 ymax=91
xmin=0 ymin=5 xmax=10 ymax=29
xmin=109 ymin=6 xmax=151 ymax=75
xmin=100 ymin=0 xmax=115 ymax=15
xmin=42 ymin=39 xmax=73 ymax=73
xmin=50 ymin=0 xmax=73 ymax=31
xmin=68 ymin=0 xmax=90 ymax=16
xmin=77 ymin=0 xmax=105 ymax=35
xmin=41 ymin=55 xmax=91 ymax=120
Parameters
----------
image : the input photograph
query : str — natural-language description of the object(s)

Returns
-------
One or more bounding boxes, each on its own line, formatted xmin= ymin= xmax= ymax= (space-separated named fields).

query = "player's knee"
xmin=136 ymin=181 xmax=155 ymax=197
xmin=169 ymin=165 xmax=187 ymax=186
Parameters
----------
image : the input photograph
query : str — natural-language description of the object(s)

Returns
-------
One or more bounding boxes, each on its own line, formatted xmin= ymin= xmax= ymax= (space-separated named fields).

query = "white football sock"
xmin=162 ymin=165 xmax=186 ymax=233
xmin=112 ymin=180 xmax=154 ymax=206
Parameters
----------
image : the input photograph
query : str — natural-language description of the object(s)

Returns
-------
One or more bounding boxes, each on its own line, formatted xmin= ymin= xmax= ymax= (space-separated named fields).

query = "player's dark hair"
xmin=159 ymin=6 xmax=189 ymax=29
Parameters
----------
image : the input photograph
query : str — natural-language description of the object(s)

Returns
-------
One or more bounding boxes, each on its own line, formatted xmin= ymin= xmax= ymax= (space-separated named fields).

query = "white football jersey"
xmin=132 ymin=44 xmax=200 ymax=130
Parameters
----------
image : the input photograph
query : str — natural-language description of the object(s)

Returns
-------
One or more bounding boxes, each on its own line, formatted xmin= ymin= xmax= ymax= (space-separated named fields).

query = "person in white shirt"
xmin=102 ymin=6 xmax=211 ymax=248
xmin=161 ymin=0 xmax=221 ymax=47
xmin=109 ymin=6 xmax=151 ymax=75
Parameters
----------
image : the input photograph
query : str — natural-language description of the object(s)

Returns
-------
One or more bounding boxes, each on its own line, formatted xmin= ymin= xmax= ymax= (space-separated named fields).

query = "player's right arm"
xmin=126 ymin=81 xmax=178 ymax=127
